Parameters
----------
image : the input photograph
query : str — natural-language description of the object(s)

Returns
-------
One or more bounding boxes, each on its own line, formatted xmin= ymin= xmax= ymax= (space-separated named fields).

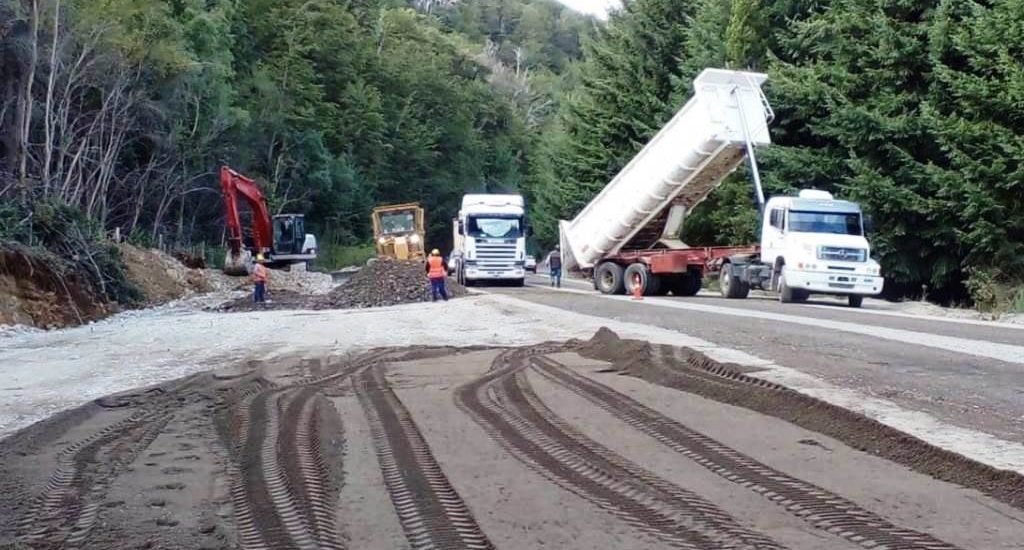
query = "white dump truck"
xmin=558 ymin=68 xmax=883 ymax=307
xmin=451 ymin=194 xmax=529 ymax=286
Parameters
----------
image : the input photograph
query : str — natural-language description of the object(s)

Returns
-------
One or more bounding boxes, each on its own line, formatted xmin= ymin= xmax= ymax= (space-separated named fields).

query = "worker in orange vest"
xmin=425 ymin=249 xmax=449 ymax=302
xmin=252 ymin=254 xmax=269 ymax=304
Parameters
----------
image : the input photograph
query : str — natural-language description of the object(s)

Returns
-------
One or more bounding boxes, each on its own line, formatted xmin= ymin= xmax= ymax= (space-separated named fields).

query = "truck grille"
xmin=475 ymin=242 xmax=517 ymax=269
xmin=818 ymin=246 xmax=866 ymax=262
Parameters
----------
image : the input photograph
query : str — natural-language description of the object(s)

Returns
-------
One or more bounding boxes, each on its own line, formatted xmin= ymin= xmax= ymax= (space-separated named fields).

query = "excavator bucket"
xmin=223 ymin=249 xmax=252 ymax=276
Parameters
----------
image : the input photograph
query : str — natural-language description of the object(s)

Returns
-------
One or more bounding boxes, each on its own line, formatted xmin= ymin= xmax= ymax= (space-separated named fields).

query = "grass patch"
xmin=314 ymin=243 xmax=376 ymax=271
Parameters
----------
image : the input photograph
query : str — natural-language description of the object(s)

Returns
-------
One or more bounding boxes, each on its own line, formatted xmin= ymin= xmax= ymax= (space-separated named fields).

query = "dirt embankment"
xmin=0 ymin=241 xmax=341 ymax=330
xmin=0 ymin=242 xmax=116 ymax=329
xmin=219 ymin=259 xmax=467 ymax=312
xmin=117 ymin=244 xmax=216 ymax=305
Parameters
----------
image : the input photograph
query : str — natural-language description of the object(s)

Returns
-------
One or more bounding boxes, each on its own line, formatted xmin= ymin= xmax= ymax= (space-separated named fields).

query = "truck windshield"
xmin=468 ymin=216 xmax=522 ymax=239
xmin=380 ymin=212 xmax=415 ymax=235
xmin=788 ymin=211 xmax=862 ymax=235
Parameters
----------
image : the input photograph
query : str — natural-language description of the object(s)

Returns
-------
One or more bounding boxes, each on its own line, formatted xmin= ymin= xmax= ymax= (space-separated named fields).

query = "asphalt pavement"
xmin=488 ymin=274 xmax=1024 ymax=447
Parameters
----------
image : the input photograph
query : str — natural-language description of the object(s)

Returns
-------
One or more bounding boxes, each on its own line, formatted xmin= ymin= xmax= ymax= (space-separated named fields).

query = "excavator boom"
xmin=221 ymin=166 xmax=274 ymax=256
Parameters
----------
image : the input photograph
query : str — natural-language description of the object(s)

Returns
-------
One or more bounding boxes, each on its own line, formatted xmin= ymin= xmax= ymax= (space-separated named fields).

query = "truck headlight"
xmin=409 ymin=234 xmax=421 ymax=244
xmin=378 ymin=237 xmax=387 ymax=244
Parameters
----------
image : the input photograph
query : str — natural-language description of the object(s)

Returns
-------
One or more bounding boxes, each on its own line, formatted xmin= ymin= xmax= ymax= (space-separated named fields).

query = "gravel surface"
xmin=218 ymin=259 xmax=466 ymax=312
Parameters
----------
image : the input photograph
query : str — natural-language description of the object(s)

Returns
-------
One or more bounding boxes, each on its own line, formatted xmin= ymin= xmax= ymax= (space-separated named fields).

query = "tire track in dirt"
xmin=455 ymin=349 xmax=783 ymax=550
xmin=355 ymin=364 xmax=495 ymax=550
xmin=17 ymin=376 xmax=202 ymax=548
xmin=213 ymin=349 xmax=412 ymax=550
xmin=533 ymin=355 xmax=963 ymax=550
xmin=219 ymin=384 xmax=349 ymax=549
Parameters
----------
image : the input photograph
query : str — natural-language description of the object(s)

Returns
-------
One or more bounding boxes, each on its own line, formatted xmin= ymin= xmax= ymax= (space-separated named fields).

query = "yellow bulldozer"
xmin=371 ymin=203 xmax=426 ymax=260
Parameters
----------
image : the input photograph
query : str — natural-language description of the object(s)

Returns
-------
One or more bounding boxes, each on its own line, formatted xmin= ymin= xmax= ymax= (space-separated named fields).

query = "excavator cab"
xmin=271 ymin=214 xmax=318 ymax=261
xmin=272 ymin=215 xmax=303 ymax=255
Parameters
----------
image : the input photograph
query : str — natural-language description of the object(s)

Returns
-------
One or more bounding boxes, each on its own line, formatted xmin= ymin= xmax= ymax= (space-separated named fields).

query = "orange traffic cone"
xmin=632 ymin=273 xmax=643 ymax=300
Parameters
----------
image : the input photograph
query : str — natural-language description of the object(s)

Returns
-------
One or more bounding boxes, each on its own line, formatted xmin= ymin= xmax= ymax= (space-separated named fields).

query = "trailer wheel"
xmin=848 ymin=295 xmax=863 ymax=308
xmin=625 ymin=263 xmax=660 ymax=296
xmin=678 ymin=271 xmax=702 ymax=296
xmin=720 ymin=264 xmax=750 ymax=299
xmin=595 ymin=262 xmax=626 ymax=294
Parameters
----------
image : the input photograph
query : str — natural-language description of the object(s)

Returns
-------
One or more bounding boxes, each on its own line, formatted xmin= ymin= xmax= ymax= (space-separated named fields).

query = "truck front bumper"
xmin=464 ymin=267 xmax=526 ymax=280
xmin=785 ymin=269 xmax=883 ymax=296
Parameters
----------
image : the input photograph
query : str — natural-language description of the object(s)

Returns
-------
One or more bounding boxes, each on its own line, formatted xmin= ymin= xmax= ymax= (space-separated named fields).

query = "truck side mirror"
xmin=525 ymin=224 xmax=534 ymax=237
xmin=863 ymin=214 xmax=875 ymax=234
xmin=457 ymin=220 xmax=464 ymax=235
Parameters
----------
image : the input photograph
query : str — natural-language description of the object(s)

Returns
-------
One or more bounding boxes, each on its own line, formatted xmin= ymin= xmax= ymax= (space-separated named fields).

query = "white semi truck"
xmin=559 ymin=68 xmax=883 ymax=307
xmin=451 ymin=194 xmax=529 ymax=286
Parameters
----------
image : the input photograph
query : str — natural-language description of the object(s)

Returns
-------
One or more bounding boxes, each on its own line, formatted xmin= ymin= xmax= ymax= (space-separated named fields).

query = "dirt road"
xmin=3 ymin=282 xmax=1024 ymax=549
xmin=505 ymin=275 xmax=1024 ymax=466
xmin=2 ymin=332 xmax=1022 ymax=549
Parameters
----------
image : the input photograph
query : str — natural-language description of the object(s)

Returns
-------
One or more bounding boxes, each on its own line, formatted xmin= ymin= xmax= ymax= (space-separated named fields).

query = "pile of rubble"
xmin=314 ymin=259 xmax=467 ymax=309
xmin=218 ymin=259 xmax=466 ymax=312
xmin=118 ymin=244 xmax=213 ymax=305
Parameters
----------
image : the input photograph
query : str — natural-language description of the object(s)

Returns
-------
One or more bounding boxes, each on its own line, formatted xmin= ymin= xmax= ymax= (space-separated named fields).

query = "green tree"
xmin=531 ymin=0 xmax=694 ymax=244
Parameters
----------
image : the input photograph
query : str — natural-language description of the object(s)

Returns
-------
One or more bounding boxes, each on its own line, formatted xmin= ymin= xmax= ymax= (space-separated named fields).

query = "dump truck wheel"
xmin=720 ymin=264 xmax=750 ymax=299
xmin=848 ymin=295 xmax=863 ymax=308
xmin=673 ymin=271 xmax=702 ymax=296
xmin=625 ymin=263 xmax=660 ymax=296
xmin=778 ymin=272 xmax=796 ymax=303
xmin=595 ymin=262 xmax=625 ymax=294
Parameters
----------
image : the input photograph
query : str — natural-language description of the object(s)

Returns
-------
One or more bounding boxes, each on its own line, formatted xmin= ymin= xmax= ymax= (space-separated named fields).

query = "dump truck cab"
xmin=372 ymin=203 xmax=426 ymax=260
xmin=759 ymin=190 xmax=883 ymax=303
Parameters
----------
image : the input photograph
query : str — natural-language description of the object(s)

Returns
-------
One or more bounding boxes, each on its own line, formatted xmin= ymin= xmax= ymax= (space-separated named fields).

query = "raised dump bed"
xmin=559 ymin=69 xmax=773 ymax=274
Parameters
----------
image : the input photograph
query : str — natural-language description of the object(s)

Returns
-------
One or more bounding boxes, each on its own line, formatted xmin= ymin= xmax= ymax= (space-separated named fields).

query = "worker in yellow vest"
xmin=425 ymin=249 xmax=449 ymax=302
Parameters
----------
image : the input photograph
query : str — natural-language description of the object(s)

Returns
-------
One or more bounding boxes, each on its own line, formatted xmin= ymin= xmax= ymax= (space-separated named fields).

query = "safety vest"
xmin=427 ymin=256 xmax=446 ymax=279
xmin=253 ymin=263 xmax=268 ymax=283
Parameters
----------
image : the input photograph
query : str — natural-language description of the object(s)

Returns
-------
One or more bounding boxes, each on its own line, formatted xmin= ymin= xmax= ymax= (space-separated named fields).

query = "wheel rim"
xmin=601 ymin=270 xmax=614 ymax=289
xmin=722 ymin=270 xmax=731 ymax=293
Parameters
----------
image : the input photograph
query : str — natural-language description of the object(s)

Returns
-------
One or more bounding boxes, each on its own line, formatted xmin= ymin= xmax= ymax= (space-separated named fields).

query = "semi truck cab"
xmin=453 ymin=194 xmax=528 ymax=286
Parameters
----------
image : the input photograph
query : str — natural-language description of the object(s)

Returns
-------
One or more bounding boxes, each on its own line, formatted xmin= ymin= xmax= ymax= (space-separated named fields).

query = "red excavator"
xmin=220 ymin=166 xmax=318 ymax=275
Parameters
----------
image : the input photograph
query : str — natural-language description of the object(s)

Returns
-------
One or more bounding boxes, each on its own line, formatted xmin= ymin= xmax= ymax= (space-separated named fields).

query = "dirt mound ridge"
xmin=219 ymin=259 xmax=467 ymax=312
xmin=315 ymin=259 xmax=467 ymax=309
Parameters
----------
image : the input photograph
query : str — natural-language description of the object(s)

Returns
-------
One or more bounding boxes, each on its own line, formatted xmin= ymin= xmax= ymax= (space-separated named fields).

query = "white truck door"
xmin=761 ymin=205 xmax=786 ymax=266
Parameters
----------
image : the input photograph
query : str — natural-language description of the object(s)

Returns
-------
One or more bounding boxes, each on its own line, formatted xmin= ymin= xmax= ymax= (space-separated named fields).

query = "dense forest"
xmin=0 ymin=0 xmax=590 ymax=260
xmin=2 ymin=0 xmax=1023 ymax=307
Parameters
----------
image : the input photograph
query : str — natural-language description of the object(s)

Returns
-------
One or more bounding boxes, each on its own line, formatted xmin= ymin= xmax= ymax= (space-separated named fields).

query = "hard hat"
xmin=256 ymin=253 xmax=265 ymax=261
xmin=431 ymin=249 xmax=440 ymax=255
xmin=554 ymin=244 xmax=560 ymax=250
